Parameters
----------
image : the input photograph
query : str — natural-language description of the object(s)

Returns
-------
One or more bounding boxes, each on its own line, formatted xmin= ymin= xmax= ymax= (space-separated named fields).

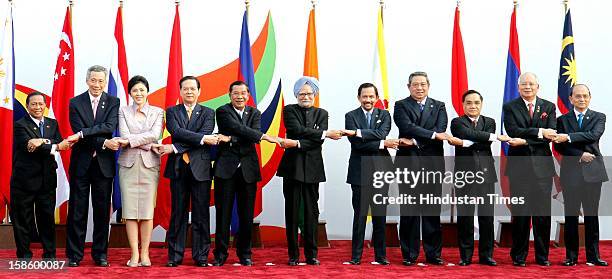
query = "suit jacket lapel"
xmin=513 ymin=98 xmax=531 ymax=127
xmin=177 ymin=105 xmax=188 ymax=128
xmin=187 ymin=105 xmax=202 ymax=129
xmin=581 ymin=109 xmax=594 ymax=131
xmin=530 ymin=97 xmax=544 ymax=127
xmin=26 ymin=116 xmax=43 ymax=138
xmin=372 ymin=108 xmax=380 ymax=128
xmin=94 ymin=93 xmax=107 ymax=124
xmin=80 ymin=93 xmax=95 ymax=126
xmin=566 ymin=110 xmax=579 ymax=132
xmin=354 ymin=109 xmax=367 ymax=129
xmin=42 ymin=117 xmax=52 ymax=139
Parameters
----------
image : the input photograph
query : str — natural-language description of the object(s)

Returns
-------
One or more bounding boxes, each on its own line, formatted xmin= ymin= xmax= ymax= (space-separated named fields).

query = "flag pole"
xmin=245 ymin=0 xmax=250 ymax=15
xmin=563 ymin=0 xmax=568 ymax=12
xmin=379 ymin=0 xmax=384 ymax=22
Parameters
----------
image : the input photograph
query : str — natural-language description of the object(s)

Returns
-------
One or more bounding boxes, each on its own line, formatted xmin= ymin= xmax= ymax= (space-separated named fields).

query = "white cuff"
xmin=79 ymin=131 xmax=84 ymax=138
xmin=538 ymin=128 xmax=543 ymax=139
xmin=102 ymin=139 xmax=107 ymax=150
xmin=297 ymin=140 xmax=301 ymax=148
xmin=462 ymin=140 xmax=475 ymax=147
xmin=50 ymin=144 xmax=58 ymax=155
xmin=489 ymin=133 xmax=498 ymax=142
xmin=413 ymin=139 xmax=419 ymax=147
xmin=201 ymin=134 xmax=216 ymax=145
xmin=431 ymin=132 xmax=436 ymax=139
xmin=568 ymin=135 xmax=572 ymax=143
xmin=172 ymin=144 xmax=178 ymax=154
xmin=356 ymin=129 xmax=362 ymax=138
xmin=379 ymin=140 xmax=385 ymax=149
xmin=321 ymin=131 xmax=326 ymax=140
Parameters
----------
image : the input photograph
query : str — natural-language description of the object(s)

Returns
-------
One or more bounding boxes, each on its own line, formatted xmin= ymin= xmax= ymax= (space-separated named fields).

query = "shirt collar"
xmin=574 ymin=107 xmax=588 ymax=117
xmin=233 ymin=106 xmax=245 ymax=116
xmin=361 ymin=107 xmax=374 ymax=115
xmin=133 ymin=102 xmax=150 ymax=113
xmin=88 ymin=92 xmax=101 ymax=103
xmin=184 ymin=103 xmax=195 ymax=111
xmin=29 ymin=115 xmax=43 ymax=126
xmin=468 ymin=115 xmax=480 ymax=123
xmin=522 ymin=97 xmax=536 ymax=107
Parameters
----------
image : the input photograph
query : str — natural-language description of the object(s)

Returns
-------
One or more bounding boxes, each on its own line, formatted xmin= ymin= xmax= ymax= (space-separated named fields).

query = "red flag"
xmin=451 ymin=6 xmax=468 ymax=116
xmin=0 ymin=2 xmax=15 ymax=222
xmin=154 ymin=4 xmax=183 ymax=230
xmin=50 ymin=7 xmax=75 ymax=224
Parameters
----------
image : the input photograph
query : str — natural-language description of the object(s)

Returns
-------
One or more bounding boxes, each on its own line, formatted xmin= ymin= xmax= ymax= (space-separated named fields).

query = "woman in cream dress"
xmin=118 ymin=75 xmax=164 ymax=267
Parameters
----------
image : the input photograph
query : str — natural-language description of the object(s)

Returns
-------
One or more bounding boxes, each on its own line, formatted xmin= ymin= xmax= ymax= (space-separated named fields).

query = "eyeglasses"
xmin=410 ymin=83 xmax=428 ymax=88
xmin=519 ymin=82 xmax=538 ymax=87
xmin=298 ymin=92 xmax=314 ymax=97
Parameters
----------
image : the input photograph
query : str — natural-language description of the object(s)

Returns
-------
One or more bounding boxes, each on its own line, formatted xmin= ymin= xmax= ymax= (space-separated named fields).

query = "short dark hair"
xmin=408 ymin=71 xmax=430 ymax=85
xmin=462 ymin=89 xmax=483 ymax=102
xmin=26 ymin=92 xmax=46 ymax=105
xmin=179 ymin=76 xmax=200 ymax=89
xmin=357 ymin=83 xmax=379 ymax=97
xmin=128 ymin=75 xmax=149 ymax=93
xmin=229 ymin=80 xmax=249 ymax=93
xmin=570 ymin=83 xmax=591 ymax=96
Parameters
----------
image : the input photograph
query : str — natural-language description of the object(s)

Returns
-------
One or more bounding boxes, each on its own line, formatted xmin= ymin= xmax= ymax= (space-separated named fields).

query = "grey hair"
xmin=408 ymin=71 xmax=430 ymax=85
xmin=86 ymin=65 xmax=108 ymax=80
xmin=518 ymin=72 xmax=539 ymax=85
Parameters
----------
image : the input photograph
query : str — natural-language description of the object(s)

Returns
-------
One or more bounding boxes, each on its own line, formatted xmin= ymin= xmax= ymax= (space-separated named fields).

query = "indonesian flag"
xmin=373 ymin=5 xmax=390 ymax=110
xmin=49 ymin=7 xmax=75 ymax=224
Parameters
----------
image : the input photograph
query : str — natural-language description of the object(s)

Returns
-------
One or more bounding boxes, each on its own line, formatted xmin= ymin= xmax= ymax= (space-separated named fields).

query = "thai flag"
xmin=108 ymin=6 xmax=130 ymax=214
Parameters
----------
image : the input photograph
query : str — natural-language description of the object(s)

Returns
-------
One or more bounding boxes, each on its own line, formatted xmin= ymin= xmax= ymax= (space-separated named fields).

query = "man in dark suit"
xmin=65 ymin=65 xmax=120 ymax=267
xmin=213 ymin=81 xmax=280 ymax=266
xmin=153 ymin=76 xmax=217 ymax=267
xmin=277 ymin=76 xmax=343 ymax=266
xmin=342 ymin=83 xmax=396 ymax=265
xmin=393 ymin=71 xmax=448 ymax=266
xmin=449 ymin=90 xmax=510 ymax=266
xmin=502 ymin=72 xmax=557 ymax=267
xmin=10 ymin=92 xmax=72 ymax=260
xmin=553 ymin=84 xmax=608 ymax=266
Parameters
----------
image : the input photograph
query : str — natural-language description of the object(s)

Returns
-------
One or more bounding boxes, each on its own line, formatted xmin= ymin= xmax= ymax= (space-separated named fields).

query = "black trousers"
xmin=456 ymin=182 xmax=494 ymax=261
xmin=66 ymin=158 xmax=113 ymax=261
xmin=10 ymin=186 xmax=56 ymax=259
xmin=283 ymin=178 xmax=319 ymax=260
xmin=563 ymin=180 xmax=602 ymax=261
xmin=167 ymin=161 xmax=212 ymax=263
xmin=350 ymin=184 xmax=386 ymax=261
xmin=509 ymin=176 xmax=552 ymax=263
xmin=214 ymin=168 xmax=257 ymax=262
xmin=399 ymin=180 xmax=442 ymax=261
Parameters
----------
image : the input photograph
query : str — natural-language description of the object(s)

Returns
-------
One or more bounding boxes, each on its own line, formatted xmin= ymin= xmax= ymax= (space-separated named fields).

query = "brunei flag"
xmin=557 ymin=9 xmax=577 ymax=114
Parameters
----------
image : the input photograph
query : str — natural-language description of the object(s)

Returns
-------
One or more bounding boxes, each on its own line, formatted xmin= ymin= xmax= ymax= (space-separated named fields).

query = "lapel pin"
xmin=430 ymin=105 xmax=434 ymax=108
xmin=586 ymin=116 xmax=590 ymax=120
xmin=196 ymin=111 xmax=200 ymax=115
xmin=33 ymin=127 xmax=37 ymax=130
xmin=46 ymin=125 xmax=50 ymax=128
xmin=101 ymin=106 xmax=105 ymax=109
xmin=376 ymin=119 xmax=381 ymax=123
xmin=245 ymin=111 xmax=248 ymax=115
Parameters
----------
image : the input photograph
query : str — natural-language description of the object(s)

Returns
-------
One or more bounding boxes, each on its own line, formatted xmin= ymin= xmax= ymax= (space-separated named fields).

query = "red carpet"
xmin=1 ymin=241 xmax=610 ymax=278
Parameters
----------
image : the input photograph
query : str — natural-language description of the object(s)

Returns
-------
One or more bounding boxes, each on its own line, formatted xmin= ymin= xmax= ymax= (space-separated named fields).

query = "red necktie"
xmin=528 ymin=103 xmax=534 ymax=119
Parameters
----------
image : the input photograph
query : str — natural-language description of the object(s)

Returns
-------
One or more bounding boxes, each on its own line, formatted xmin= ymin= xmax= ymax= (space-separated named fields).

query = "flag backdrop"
xmin=304 ymin=6 xmax=319 ymax=108
xmin=373 ymin=5 xmax=390 ymax=110
xmin=50 ymin=6 xmax=74 ymax=224
xmin=451 ymin=5 xmax=468 ymax=116
xmin=0 ymin=2 xmax=15 ymax=222
xmin=557 ymin=9 xmax=577 ymax=115
xmin=153 ymin=3 xmax=183 ymax=230
xmin=500 ymin=5 xmax=521 ymax=199
xmin=108 ymin=5 xmax=130 ymax=213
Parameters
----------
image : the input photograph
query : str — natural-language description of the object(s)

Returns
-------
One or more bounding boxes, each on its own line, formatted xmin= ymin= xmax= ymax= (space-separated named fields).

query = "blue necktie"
xmin=419 ymin=103 xmax=425 ymax=112
xmin=366 ymin=112 xmax=372 ymax=129
xmin=578 ymin=113 xmax=583 ymax=128
xmin=39 ymin=121 xmax=44 ymax=137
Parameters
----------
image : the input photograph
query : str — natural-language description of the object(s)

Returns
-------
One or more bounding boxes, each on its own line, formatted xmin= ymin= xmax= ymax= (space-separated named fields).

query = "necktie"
xmin=472 ymin=119 xmax=477 ymax=128
xmin=578 ymin=113 xmax=584 ymax=128
xmin=366 ymin=112 xmax=372 ymax=129
xmin=39 ymin=121 xmax=44 ymax=137
xmin=528 ymin=103 xmax=534 ymax=119
xmin=186 ymin=106 xmax=193 ymax=120
xmin=182 ymin=106 xmax=193 ymax=164
xmin=419 ymin=103 xmax=425 ymax=112
xmin=92 ymin=99 xmax=99 ymax=119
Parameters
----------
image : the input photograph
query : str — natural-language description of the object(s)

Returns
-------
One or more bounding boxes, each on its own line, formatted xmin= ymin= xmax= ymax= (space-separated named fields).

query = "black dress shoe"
xmin=68 ymin=260 xmax=80 ymax=267
xmin=240 ymin=258 xmax=253 ymax=266
xmin=348 ymin=259 xmax=361 ymax=265
xmin=95 ymin=259 xmax=109 ymax=267
xmin=458 ymin=260 xmax=471 ymax=266
xmin=426 ymin=257 xmax=444 ymax=265
xmin=166 ymin=261 xmax=179 ymax=267
xmin=196 ymin=260 xmax=209 ymax=267
xmin=288 ymin=259 xmax=299 ymax=266
xmin=375 ymin=258 xmax=390 ymax=265
xmin=587 ymin=259 xmax=609 ymax=266
xmin=536 ymin=260 xmax=551 ymax=266
xmin=212 ymin=259 xmax=225 ymax=267
xmin=512 ymin=260 xmax=526 ymax=267
xmin=562 ymin=259 xmax=577 ymax=266
xmin=479 ymin=258 xmax=497 ymax=266
xmin=306 ymin=258 xmax=320 ymax=265
xmin=402 ymin=260 xmax=415 ymax=266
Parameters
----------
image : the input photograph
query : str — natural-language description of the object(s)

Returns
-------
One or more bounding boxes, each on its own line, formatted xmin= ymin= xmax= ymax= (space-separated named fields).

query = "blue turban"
xmin=293 ymin=76 xmax=320 ymax=97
